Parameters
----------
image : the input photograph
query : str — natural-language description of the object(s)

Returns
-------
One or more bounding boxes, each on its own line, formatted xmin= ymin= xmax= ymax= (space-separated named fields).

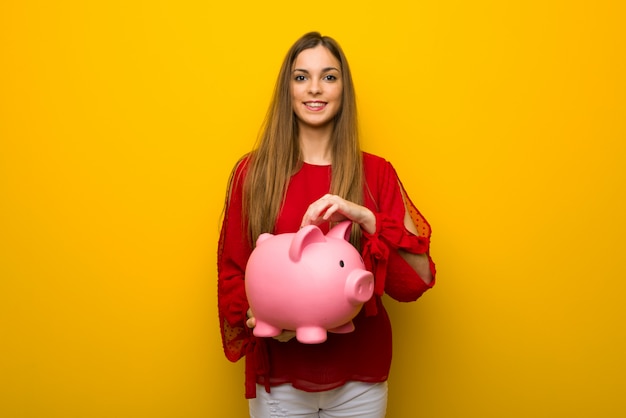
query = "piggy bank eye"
xmin=339 ymin=260 xmax=345 ymax=268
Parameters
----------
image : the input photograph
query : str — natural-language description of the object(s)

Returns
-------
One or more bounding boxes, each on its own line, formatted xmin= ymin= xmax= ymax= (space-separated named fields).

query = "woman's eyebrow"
xmin=293 ymin=67 xmax=340 ymax=73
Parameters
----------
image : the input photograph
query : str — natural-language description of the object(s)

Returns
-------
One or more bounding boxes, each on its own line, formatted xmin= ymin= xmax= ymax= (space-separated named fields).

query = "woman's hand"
xmin=245 ymin=308 xmax=256 ymax=329
xmin=245 ymin=308 xmax=296 ymax=343
xmin=301 ymin=194 xmax=376 ymax=234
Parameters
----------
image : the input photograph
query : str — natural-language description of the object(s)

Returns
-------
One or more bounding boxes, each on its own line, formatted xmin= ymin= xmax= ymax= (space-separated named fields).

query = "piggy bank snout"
xmin=345 ymin=269 xmax=375 ymax=304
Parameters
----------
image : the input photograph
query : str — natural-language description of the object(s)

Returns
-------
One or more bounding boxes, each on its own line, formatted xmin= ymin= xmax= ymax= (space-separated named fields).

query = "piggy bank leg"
xmin=328 ymin=321 xmax=355 ymax=334
xmin=296 ymin=326 xmax=328 ymax=344
xmin=253 ymin=321 xmax=282 ymax=338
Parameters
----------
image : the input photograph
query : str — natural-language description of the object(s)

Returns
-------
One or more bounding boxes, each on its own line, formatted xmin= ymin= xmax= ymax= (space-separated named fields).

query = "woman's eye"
xmin=324 ymin=74 xmax=337 ymax=81
xmin=294 ymin=75 xmax=306 ymax=81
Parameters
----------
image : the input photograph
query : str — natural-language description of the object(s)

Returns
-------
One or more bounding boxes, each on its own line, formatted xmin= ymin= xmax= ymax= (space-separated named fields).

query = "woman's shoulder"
xmin=362 ymin=151 xmax=394 ymax=171
xmin=362 ymin=152 xmax=402 ymax=190
xmin=232 ymin=153 xmax=252 ymax=174
xmin=225 ymin=153 xmax=252 ymax=191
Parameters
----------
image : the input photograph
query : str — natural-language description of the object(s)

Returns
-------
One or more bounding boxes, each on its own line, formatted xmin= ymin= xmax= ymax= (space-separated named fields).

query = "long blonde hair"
xmin=242 ymin=32 xmax=364 ymax=247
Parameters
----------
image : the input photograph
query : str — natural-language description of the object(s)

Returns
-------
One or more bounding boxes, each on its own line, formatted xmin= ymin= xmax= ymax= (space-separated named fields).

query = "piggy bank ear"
xmin=256 ymin=233 xmax=274 ymax=246
xmin=289 ymin=225 xmax=326 ymax=262
xmin=326 ymin=220 xmax=353 ymax=242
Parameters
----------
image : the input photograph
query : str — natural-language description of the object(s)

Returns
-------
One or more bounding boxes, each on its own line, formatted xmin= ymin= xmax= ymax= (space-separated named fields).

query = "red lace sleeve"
xmin=361 ymin=156 xmax=436 ymax=312
xmin=217 ymin=157 xmax=253 ymax=362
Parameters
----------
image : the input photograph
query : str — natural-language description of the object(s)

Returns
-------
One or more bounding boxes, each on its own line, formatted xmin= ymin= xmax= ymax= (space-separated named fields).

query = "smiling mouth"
xmin=304 ymin=101 xmax=327 ymax=110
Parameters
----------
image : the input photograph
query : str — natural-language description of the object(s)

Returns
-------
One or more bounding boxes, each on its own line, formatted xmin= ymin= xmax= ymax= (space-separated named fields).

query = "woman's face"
xmin=290 ymin=45 xmax=343 ymax=130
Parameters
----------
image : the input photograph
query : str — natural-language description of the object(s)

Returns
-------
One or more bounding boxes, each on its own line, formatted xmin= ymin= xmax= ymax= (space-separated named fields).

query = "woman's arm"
xmin=300 ymin=192 xmax=432 ymax=284
xmin=217 ymin=158 xmax=254 ymax=361
xmin=398 ymin=192 xmax=434 ymax=285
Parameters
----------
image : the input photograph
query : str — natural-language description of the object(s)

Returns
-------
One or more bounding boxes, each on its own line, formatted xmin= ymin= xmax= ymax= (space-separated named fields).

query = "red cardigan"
xmin=217 ymin=152 xmax=436 ymax=398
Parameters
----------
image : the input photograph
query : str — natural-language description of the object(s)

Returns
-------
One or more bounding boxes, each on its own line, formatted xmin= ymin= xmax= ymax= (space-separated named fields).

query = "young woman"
xmin=218 ymin=32 xmax=436 ymax=418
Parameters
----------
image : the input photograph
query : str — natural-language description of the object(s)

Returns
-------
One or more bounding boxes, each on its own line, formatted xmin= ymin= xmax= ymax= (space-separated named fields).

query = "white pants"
xmin=249 ymin=381 xmax=388 ymax=418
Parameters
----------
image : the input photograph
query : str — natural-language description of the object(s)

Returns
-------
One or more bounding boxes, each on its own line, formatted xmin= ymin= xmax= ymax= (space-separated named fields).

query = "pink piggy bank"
xmin=245 ymin=221 xmax=374 ymax=344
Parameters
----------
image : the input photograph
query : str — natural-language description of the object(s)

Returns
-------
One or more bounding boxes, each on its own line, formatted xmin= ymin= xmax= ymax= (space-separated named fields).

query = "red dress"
xmin=218 ymin=152 xmax=436 ymax=398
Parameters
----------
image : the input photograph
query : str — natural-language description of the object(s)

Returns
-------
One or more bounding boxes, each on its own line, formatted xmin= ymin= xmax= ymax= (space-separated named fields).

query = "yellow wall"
xmin=1 ymin=1 xmax=624 ymax=417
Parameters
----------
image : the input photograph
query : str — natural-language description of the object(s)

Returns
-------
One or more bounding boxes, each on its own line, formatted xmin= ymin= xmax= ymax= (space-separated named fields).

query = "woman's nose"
xmin=308 ymin=79 xmax=322 ymax=94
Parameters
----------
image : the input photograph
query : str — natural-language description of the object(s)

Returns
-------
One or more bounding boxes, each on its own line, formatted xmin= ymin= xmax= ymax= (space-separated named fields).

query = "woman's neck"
xmin=299 ymin=124 xmax=333 ymax=165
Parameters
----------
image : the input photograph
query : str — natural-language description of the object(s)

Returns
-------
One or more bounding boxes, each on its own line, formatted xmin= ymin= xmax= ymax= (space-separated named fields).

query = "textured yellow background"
xmin=1 ymin=1 xmax=625 ymax=417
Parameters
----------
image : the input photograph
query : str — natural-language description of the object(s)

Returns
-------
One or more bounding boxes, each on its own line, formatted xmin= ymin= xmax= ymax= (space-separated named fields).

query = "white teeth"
xmin=306 ymin=102 xmax=325 ymax=108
